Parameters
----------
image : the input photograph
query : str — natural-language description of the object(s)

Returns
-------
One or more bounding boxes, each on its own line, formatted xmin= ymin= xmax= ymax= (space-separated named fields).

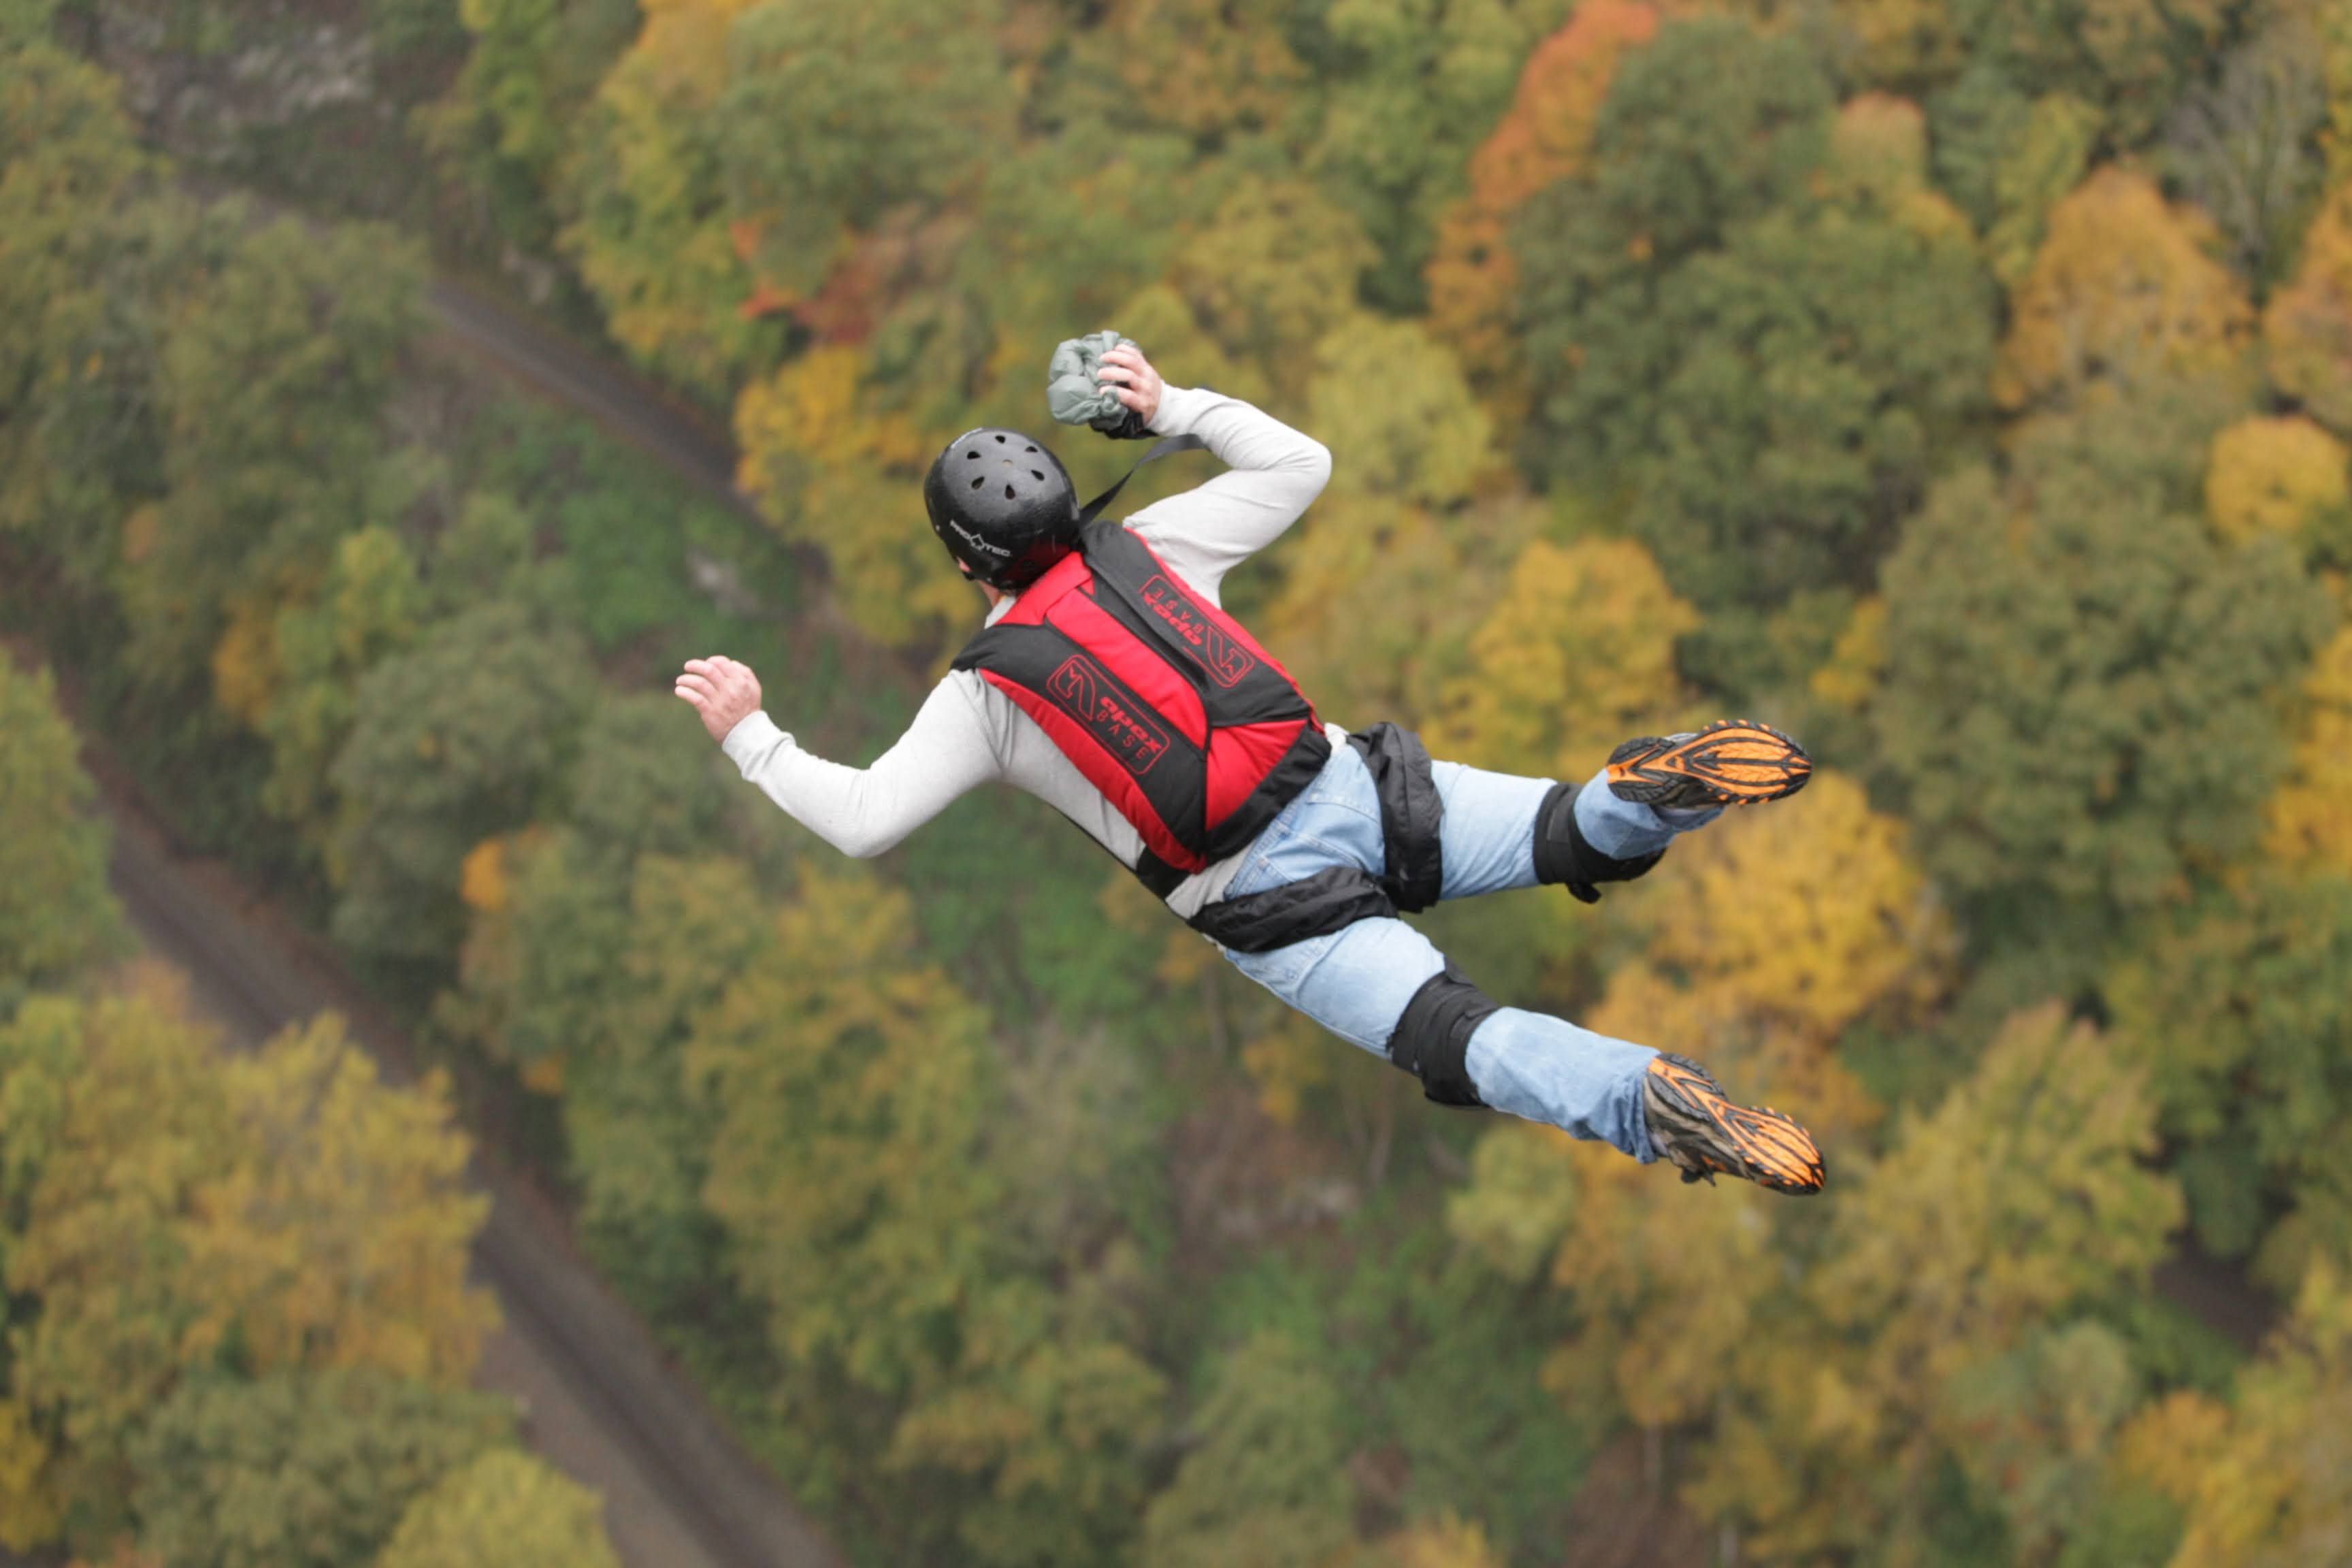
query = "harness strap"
xmin=1347 ymin=723 xmax=1444 ymax=913
xmin=1179 ymin=722 xmax=1449 ymax=948
xmin=1186 ymin=864 xmax=1394 ymax=953
xmin=1076 ymin=434 xmax=1209 ymax=528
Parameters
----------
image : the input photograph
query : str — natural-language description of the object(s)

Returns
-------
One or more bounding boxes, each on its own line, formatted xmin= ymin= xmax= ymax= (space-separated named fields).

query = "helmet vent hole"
xmin=966 ymin=450 xmax=980 ymax=460
xmin=1031 ymin=470 xmax=1045 ymax=480
xmin=968 ymin=476 xmax=985 ymax=490
xmin=994 ymin=434 xmax=1007 ymax=444
xmin=1025 ymin=444 xmax=1037 ymax=453
xmin=1003 ymin=484 xmax=1017 ymax=500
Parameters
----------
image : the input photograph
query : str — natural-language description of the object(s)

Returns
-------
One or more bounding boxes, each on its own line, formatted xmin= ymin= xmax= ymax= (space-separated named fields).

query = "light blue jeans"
xmin=1216 ymin=741 xmax=1716 ymax=1161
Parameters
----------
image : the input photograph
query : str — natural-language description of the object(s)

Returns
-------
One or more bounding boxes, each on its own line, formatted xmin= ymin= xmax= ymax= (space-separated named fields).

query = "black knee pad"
xmin=1532 ymin=781 xmax=1663 ymax=904
xmin=1389 ymin=963 xmax=1500 ymax=1109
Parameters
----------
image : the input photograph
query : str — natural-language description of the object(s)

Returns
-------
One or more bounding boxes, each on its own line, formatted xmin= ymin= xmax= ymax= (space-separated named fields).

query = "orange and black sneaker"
xmin=1642 ymin=1054 xmax=1825 ymax=1194
xmin=1606 ymin=719 xmax=1812 ymax=811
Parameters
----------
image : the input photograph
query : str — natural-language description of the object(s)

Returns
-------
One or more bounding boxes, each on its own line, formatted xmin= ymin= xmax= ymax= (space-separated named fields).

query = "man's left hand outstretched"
xmin=676 ymin=656 xmax=762 ymax=743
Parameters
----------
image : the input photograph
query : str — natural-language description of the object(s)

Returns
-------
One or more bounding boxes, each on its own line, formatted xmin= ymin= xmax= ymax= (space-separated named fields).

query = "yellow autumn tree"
xmin=2206 ymin=414 xmax=2351 ymax=544
xmin=2266 ymin=625 xmax=2352 ymax=875
xmin=1580 ymin=770 xmax=1946 ymax=1155
xmin=1538 ymin=1135 xmax=1781 ymax=1433
xmin=691 ymin=866 xmax=998 ymax=1393
xmin=1426 ymin=0 xmax=1659 ymax=413
xmin=378 ymin=1449 xmax=623 ymax=1568
xmin=1306 ymin=320 xmax=1493 ymax=510
xmin=1697 ymin=1007 xmax=2183 ymax=1561
xmin=1165 ymin=180 xmax=1379 ymax=406
xmin=181 ymin=1015 xmax=497 ymax=1382
xmin=1995 ymin=167 xmax=2253 ymax=412
xmin=735 ymin=342 xmax=970 ymax=650
xmin=0 ymin=971 xmax=230 ymax=1546
xmin=1424 ymin=536 xmax=1695 ymax=779
xmin=560 ymin=0 xmax=767 ymax=395
xmin=2265 ymin=180 xmax=2352 ymax=435
xmin=1256 ymin=476 xmax=1563 ymax=739
xmin=1347 ymin=1513 xmax=1507 ymax=1568
xmin=0 ymin=973 xmax=501 ymax=1551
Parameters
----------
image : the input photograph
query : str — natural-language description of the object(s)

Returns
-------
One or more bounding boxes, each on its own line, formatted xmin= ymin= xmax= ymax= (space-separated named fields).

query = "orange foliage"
xmin=1426 ymin=0 xmax=1659 ymax=409
xmin=1995 ymin=167 xmax=2251 ymax=410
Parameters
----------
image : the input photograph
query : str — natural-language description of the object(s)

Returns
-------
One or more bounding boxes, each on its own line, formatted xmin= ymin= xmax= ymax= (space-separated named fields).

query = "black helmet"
xmin=924 ymin=428 xmax=1079 ymax=591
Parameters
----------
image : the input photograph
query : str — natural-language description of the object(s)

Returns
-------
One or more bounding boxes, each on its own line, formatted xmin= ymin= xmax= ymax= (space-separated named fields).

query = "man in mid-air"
xmin=674 ymin=340 xmax=1825 ymax=1193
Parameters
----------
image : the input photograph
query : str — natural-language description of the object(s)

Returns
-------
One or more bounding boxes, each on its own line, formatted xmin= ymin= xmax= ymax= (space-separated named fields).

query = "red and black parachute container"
xmin=951 ymin=513 xmax=1330 ymax=894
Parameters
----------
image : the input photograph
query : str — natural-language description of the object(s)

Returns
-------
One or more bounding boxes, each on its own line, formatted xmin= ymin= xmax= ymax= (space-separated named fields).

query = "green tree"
xmin=0 ymin=42 xmax=151 ymax=587
xmin=1512 ymin=22 xmax=1995 ymax=619
xmin=2108 ymin=872 xmax=2352 ymax=1276
xmin=376 ymin=1449 xmax=621 ymax=1568
xmin=427 ymin=0 xmax=638 ymax=252
xmin=121 ymin=216 xmax=424 ymax=695
xmin=1879 ymin=0 xmax=2227 ymax=142
xmin=715 ymin=0 xmax=1013 ymax=306
xmin=129 ymin=1369 xmax=511 ymax=1568
xmin=327 ymin=601 xmax=594 ymax=963
xmin=685 ymin=867 xmax=1168 ymax=1565
xmin=0 ymin=659 xmax=125 ymax=993
xmin=556 ymin=852 xmax=761 ymax=1328
xmin=1306 ymin=0 xmax=1573 ymax=314
xmin=212 ymin=525 xmax=423 ymax=853
xmin=1137 ymin=1331 xmax=1354 ymax=1568
xmin=2163 ymin=21 xmax=2326 ymax=286
xmin=1874 ymin=386 xmax=2332 ymax=915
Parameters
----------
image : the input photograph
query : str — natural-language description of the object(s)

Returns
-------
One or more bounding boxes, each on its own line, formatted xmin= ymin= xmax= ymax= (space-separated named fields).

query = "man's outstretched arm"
xmin=676 ymin=656 xmax=1001 ymax=858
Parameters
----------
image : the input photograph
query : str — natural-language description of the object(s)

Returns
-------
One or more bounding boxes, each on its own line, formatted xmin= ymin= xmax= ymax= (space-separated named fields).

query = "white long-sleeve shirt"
xmin=720 ymin=384 xmax=1336 ymax=916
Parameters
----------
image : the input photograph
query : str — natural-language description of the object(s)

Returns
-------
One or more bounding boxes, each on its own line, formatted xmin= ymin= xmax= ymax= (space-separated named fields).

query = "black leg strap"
xmin=1187 ymin=866 xmax=1396 ymax=953
xmin=1346 ymin=722 xmax=1445 ymax=913
xmin=1532 ymin=781 xmax=1663 ymax=904
xmin=1390 ymin=963 xmax=1499 ymax=1108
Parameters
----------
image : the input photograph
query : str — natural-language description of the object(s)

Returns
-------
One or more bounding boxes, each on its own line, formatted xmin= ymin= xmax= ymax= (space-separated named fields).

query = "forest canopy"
xmin=8 ymin=0 xmax=2352 ymax=1563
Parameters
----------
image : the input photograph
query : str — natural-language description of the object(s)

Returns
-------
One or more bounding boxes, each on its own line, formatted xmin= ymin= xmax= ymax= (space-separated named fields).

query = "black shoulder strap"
xmin=1076 ymin=434 xmax=1208 ymax=527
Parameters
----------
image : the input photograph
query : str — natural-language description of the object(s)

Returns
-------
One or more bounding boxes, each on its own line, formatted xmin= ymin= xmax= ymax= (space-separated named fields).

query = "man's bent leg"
xmin=1224 ymin=914 xmax=1659 ymax=1161
xmin=1431 ymin=758 xmax=1718 ymax=902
